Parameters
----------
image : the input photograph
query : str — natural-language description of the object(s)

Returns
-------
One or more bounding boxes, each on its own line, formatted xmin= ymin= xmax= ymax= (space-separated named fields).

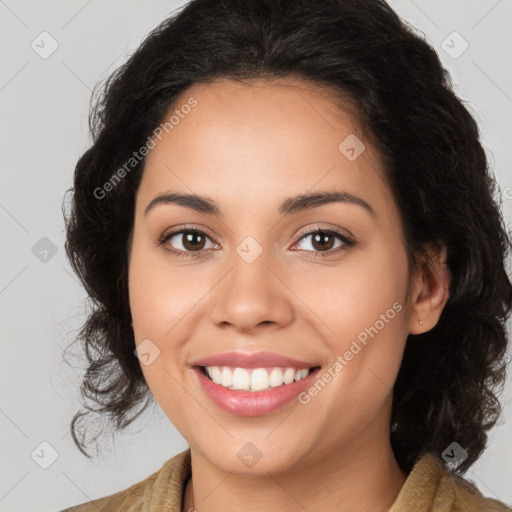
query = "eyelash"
xmin=158 ymin=225 xmax=355 ymax=259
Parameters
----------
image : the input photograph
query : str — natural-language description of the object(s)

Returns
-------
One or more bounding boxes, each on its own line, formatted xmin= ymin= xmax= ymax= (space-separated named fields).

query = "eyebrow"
xmin=144 ymin=189 xmax=376 ymax=219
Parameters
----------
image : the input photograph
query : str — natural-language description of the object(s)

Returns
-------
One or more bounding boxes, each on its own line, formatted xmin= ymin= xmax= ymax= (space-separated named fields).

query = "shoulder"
xmin=438 ymin=463 xmax=511 ymax=511
xmin=390 ymin=452 xmax=511 ymax=512
xmin=58 ymin=449 xmax=191 ymax=512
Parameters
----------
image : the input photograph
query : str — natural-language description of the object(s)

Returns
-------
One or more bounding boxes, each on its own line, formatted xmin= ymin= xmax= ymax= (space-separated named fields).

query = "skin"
xmin=127 ymin=77 xmax=450 ymax=512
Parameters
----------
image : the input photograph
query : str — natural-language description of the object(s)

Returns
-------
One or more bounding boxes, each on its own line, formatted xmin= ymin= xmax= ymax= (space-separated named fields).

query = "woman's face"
xmin=128 ymin=78 xmax=417 ymax=475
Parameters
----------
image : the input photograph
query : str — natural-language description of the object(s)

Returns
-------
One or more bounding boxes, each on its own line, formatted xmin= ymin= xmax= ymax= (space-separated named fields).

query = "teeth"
xmin=232 ymin=367 xmax=250 ymax=390
xmin=204 ymin=366 xmax=312 ymax=392
xmin=220 ymin=367 xmax=233 ymax=387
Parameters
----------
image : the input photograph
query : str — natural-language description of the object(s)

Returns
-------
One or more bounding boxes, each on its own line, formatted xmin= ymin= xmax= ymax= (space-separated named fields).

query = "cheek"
xmin=128 ymin=240 xmax=192 ymax=333
xmin=299 ymin=238 xmax=410 ymax=405
xmin=337 ymin=245 xmax=409 ymax=387
xmin=128 ymin=242 xmax=181 ymax=389
xmin=298 ymin=241 xmax=409 ymax=344
xmin=128 ymin=247 xmax=191 ymax=411
xmin=127 ymin=241 xmax=214 ymax=386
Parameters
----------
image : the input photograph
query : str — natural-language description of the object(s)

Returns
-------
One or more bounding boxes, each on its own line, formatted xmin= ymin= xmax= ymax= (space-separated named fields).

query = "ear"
xmin=408 ymin=242 xmax=451 ymax=335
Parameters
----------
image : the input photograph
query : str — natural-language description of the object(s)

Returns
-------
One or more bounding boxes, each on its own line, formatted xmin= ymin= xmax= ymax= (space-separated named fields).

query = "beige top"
xmin=61 ymin=449 xmax=511 ymax=511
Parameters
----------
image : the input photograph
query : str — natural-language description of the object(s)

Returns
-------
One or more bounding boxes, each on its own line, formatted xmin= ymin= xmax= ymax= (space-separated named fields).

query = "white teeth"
xmin=295 ymin=368 xmax=309 ymax=381
xmin=204 ymin=366 xmax=313 ymax=392
xmin=269 ymin=367 xmax=284 ymax=387
xmin=251 ymin=368 xmax=269 ymax=391
xmin=220 ymin=367 xmax=233 ymax=387
xmin=283 ymin=367 xmax=296 ymax=384
xmin=232 ymin=368 xmax=250 ymax=390
xmin=209 ymin=366 xmax=222 ymax=384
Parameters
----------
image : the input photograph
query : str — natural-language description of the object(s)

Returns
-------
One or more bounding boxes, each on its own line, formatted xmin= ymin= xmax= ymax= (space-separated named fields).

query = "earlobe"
xmin=408 ymin=242 xmax=451 ymax=335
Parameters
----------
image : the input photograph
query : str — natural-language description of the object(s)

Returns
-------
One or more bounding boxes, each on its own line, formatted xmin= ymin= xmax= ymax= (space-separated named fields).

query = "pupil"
xmin=313 ymin=232 xmax=334 ymax=251
xmin=184 ymin=232 xmax=205 ymax=251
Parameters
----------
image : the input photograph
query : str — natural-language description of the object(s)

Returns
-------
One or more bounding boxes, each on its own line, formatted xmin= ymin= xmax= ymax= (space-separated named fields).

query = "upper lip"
xmin=189 ymin=351 xmax=320 ymax=369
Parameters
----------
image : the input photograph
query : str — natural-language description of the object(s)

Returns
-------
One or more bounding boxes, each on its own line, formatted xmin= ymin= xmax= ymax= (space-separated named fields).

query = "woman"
xmin=60 ymin=0 xmax=512 ymax=510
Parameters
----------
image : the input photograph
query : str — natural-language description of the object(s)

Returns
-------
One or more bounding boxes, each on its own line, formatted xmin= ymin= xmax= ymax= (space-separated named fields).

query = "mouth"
xmin=192 ymin=364 xmax=322 ymax=416
xmin=193 ymin=366 xmax=321 ymax=416
xmin=195 ymin=364 xmax=322 ymax=392
xmin=188 ymin=350 xmax=323 ymax=415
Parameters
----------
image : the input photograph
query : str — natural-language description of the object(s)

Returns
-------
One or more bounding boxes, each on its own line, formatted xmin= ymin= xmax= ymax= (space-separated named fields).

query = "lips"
xmin=192 ymin=365 xmax=322 ymax=416
xmin=189 ymin=351 xmax=320 ymax=369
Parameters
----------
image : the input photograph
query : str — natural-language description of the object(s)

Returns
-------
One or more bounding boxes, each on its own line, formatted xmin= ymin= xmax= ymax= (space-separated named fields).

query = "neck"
xmin=182 ymin=420 xmax=407 ymax=512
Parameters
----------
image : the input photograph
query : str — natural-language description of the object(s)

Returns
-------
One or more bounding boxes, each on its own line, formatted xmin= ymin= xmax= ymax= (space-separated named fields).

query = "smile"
xmin=193 ymin=365 xmax=321 ymax=416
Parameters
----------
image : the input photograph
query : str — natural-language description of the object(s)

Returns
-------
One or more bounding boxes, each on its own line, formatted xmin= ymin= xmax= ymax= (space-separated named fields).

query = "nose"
xmin=209 ymin=245 xmax=295 ymax=334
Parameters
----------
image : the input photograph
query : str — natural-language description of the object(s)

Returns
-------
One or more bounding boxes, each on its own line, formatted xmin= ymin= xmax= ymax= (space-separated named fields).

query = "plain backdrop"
xmin=1 ymin=1 xmax=511 ymax=511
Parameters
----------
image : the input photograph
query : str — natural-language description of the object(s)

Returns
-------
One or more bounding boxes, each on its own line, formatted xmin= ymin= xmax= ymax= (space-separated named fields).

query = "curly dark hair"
xmin=62 ymin=0 xmax=512 ymax=473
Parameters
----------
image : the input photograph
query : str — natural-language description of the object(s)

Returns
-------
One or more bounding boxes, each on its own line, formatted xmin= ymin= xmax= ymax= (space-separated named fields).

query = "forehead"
xmin=137 ymin=78 xmax=395 ymax=222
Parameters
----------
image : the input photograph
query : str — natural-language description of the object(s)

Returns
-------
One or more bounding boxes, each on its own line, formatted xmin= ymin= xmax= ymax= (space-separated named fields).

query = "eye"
xmin=291 ymin=226 xmax=355 ymax=257
xmin=159 ymin=227 xmax=219 ymax=257
xmin=158 ymin=225 xmax=355 ymax=259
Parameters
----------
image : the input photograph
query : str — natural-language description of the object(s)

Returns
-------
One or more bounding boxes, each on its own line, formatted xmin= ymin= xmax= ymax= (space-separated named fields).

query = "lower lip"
xmin=192 ymin=366 xmax=321 ymax=416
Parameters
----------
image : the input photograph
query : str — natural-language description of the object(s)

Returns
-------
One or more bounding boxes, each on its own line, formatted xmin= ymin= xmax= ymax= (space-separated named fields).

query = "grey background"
xmin=1 ymin=1 xmax=511 ymax=511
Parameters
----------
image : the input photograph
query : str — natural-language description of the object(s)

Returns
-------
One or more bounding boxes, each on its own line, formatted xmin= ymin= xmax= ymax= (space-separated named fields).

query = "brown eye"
xmin=292 ymin=227 xmax=355 ymax=257
xmin=310 ymin=232 xmax=336 ymax=251
xmin=180 ymin=231 xmax=207 ymax=251
xmin=161 ymin=228 xmax=218 ymax=256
